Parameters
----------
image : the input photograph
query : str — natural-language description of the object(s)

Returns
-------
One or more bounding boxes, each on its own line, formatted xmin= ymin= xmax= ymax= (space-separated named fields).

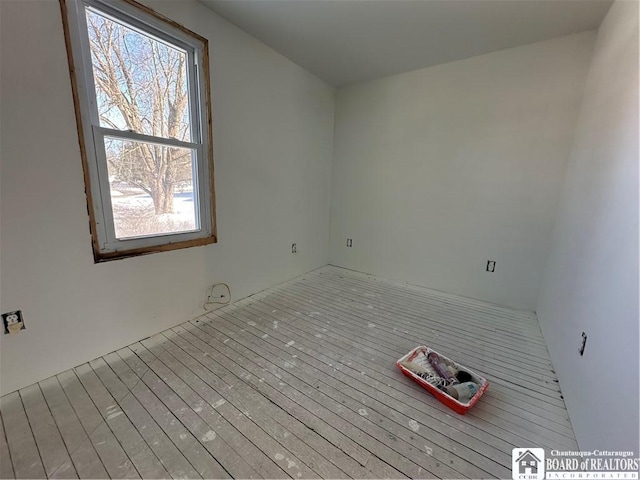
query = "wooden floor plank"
xmin=170 ymin=325 xmax=413 ymax=479
xmin=0 ymin=265 xmax=578 ymax=479
xmin=19 ymin=384 xmax=78 ymax=479
xmin=0 ymin=391 xmax=45 ymax=479
xmin=289 ymin=277 xmax=556 ymax=373
xmin=235 ymin=288 xmax=577 ymax=449
xmin=224 ymin=293 xmax=573 ymax=432
xmin=0 ymin=412 xmax=16 ymax=479
xmin=285 ymin=278 xmax=557 ymax=377
xmin=260 ymin=285 xmax=551 ymax=379
xmin=211 ymin=302 xmax=576 ymax=452
xmin=280 ymin=282 xmax=572 ymax=435
xmin=185 ymin=320 xmax=402 ymax=480
xmin=298 ymin=270 xmax=576 ymax=435
xmin=114 ymin=347 xmax=251 ymax=479
xmin=120 ymin=344 xmax=288 ymax=479
xmin=303 ymin=282 xmax=555 ymax=379
xmin=254 ymin=284 xmax=575 ymax=436
xmin=205 ymin=302 xmax=522 ymax=456
xmin=181 ymin=323 xmax=380 ymax=471
xmin=88 ymin=358 xmax=202 ymax=479
xmin=56 ymin=370 xmax=140 ymax=479
xmin=319 ymin=269 xmax=546 ymax=337
xmin=252 ymin=279 xmax=569 ymax=409
xmin=72 ymin=363 xmax=170 ymax=479
xmin=325 ymin=267 xmax=539 ymax=326
xmin=38 ymin=376 xmax=109 ymax=479
xmin=300 ymin=273 xmax=538 ymax=339
xmin=142 ymin=333 xmax=346 ymax=479
xmin=192 ymin=312 xmax=511 ymax=478
xmin=309 ymin=273 xmax=550 ymax=352
xmin=183 ymin=318 xmax=500 ymax=479
xmin=103 ymin=351 xmax=234 ymax=480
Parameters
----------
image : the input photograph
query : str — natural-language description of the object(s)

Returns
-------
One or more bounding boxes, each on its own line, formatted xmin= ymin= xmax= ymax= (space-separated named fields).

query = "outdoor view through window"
xmin=86 ymin=7 xmax=198 ymax=239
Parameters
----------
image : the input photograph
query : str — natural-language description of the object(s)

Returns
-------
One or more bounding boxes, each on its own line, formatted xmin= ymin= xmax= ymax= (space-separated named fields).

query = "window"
xmin=60 ymin=0 xmax=216 ymax=261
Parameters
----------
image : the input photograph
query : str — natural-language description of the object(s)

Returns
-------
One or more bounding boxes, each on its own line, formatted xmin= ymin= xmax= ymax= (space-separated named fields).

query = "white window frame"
xmin=60 ymin=0 xmax=216 ymax=261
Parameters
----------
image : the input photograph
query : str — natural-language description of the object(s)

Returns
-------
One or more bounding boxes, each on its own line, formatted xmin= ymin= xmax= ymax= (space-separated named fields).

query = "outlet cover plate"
xmin=2 ymin=310 xmax=25 ymax=334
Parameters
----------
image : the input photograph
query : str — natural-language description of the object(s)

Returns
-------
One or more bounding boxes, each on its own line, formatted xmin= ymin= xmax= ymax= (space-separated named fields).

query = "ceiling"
xmin=199 ymin=0 xmax=612 ymax=88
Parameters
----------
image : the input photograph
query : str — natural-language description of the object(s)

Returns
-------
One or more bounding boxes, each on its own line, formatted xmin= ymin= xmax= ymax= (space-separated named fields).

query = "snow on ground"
xmin=110 ymin=188 xmax=197 ymax=238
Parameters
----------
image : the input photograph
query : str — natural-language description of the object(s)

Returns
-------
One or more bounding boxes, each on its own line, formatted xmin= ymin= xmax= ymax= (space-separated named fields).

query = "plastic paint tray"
xmin=397 ymin=345 xmax=489 ymax=415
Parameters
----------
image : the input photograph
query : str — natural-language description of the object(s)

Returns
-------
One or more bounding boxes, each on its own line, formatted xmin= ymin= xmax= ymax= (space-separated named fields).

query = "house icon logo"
xmin=512 ymin=448 xmax=545 ymax=480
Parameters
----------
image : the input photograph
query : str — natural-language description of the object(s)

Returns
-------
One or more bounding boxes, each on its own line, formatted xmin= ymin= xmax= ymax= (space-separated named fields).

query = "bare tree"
xmin=86 ymin=10 xmax=192 ymax=214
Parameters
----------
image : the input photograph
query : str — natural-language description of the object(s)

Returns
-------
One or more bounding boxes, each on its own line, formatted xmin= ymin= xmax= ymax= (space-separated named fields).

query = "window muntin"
xmin=61 ymin=0 xmax=215 ymax=261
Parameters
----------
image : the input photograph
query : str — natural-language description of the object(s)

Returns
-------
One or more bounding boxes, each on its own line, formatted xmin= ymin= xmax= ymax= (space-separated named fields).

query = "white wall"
xmin=537 ymin=1 xmax=639 ymax=452
xmin=0 ymin=0 xmax=335 ymax=394
xmin=329 ymin=33 xmax=596 ymax=310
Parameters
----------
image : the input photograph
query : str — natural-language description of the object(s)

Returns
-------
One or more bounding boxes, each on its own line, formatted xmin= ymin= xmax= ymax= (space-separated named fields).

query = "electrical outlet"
xmin=2 ymin=310 xmax=25 ymax=334
xmin=486 ymin=260 xmax=496 ymax=272
xmin=291 ymin=243 xmax=297 ymax=253
xmin=347 ymin=238 xmax=353 ymax=247
xmin=579 ymin=332 xmax=587 ymax=356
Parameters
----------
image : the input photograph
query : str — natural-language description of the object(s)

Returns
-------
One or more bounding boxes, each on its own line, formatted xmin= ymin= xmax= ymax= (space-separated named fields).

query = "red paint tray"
xmin=397 ymin=345 xmax=489 ymax=414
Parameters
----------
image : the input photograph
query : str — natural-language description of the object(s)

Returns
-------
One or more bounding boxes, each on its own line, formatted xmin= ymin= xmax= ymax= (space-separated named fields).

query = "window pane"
xmin=104 ymin=137 xmax=199 ymax=239
xmin=86 ymin=7 xmax=192 ymax=142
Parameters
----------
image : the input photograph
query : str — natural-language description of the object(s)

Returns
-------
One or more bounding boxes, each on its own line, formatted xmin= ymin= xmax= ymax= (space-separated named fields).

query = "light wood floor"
xmin=0 ymin=266 xmax=577 ymax=479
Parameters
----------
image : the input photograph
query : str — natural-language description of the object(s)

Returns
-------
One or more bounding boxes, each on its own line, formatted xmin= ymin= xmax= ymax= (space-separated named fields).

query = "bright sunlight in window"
xmin=61 ymin=0 xmax=215 ymax=260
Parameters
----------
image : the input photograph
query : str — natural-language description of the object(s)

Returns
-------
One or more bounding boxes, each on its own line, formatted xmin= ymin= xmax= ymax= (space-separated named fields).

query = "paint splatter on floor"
xmin=409 ymin=420 xmax=420 ymax=432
